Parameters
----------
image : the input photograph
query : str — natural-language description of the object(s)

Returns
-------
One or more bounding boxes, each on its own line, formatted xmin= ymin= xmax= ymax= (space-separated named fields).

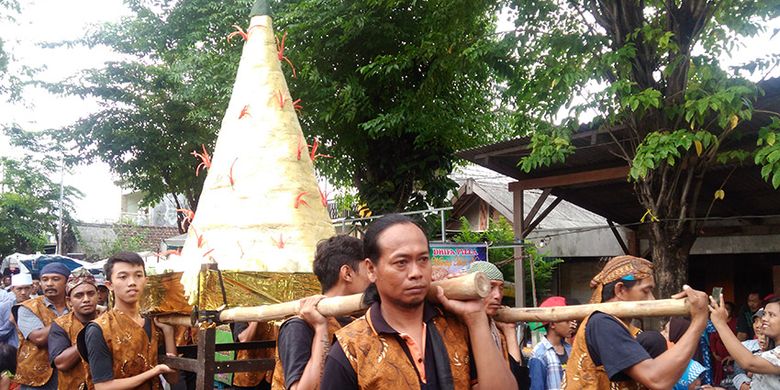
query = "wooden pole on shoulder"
xmin=157 ymin=272 xmax=490 ymax=326
xmin=494 ymin=298 xmax=690 ymax=323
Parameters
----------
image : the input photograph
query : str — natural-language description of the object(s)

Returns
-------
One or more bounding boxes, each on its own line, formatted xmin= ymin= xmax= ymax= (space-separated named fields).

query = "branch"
xmin=675 ymin=160 xmax=697 ymax=233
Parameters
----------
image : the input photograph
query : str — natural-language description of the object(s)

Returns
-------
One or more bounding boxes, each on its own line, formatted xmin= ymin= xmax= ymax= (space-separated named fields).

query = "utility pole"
xmin=56 ymin=157 xmax=65 ymax=255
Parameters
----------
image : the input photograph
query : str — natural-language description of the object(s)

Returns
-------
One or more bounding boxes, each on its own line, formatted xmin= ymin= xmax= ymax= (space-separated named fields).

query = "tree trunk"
xmin=648 ymin=223 xmax=696 ymax=299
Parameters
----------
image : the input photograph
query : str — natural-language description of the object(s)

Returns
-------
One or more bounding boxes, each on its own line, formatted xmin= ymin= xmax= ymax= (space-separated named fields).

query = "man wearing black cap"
xmin=14 ymin=262 xmax=71 ymax=390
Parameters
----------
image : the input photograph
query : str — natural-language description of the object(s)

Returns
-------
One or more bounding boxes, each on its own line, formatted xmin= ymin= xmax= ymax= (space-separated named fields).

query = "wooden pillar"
xmin=512 ymin=187 xmax=525 ymax=307
xmin=196 ymin=326 xmax=217 ymax=389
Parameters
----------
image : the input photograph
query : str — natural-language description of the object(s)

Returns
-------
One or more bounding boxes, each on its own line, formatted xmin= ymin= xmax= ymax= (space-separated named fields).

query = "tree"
xmin=0 ymin=156 xmax=81 ymax=256
xmin=273 ymin=0 xmax=515 ymax=212
xmin=26 ymin=0 xmax=514 ymax=223
xmin=509 ymin=1 xmax=780 ymax=297
xmin=26 ymin=0 xmax=248 ymax=230
xmin=0 ymin=0 xmax=27 ymax=102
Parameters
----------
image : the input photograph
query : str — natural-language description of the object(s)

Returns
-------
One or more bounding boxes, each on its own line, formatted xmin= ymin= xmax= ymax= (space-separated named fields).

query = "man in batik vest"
xmin=15 ymin=262 xmax=71 ymax=390
xmin=79 ymin=252 xmax=178 ymax=390
xmin=466 ymin=261 xmax=530 ymax=389
xmin=270 ymin=234 xmax=370 ymax=390
xmin=48 ymin=269 xmax=99 ymax=390
xmin=321 ymin=214 xmax=517 ymax=390
xmin=562 ymin=255 xmax=709 ymax=390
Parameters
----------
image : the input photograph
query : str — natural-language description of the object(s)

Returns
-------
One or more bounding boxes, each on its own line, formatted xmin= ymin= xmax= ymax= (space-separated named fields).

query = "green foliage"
xmin=755 ymin=117 xmax=780 ymax=189
xmin=520 ymin=132 xmax=575 ymax=173
xmin=0 ymin=0 xmax=25 ymax=102
xmin=29 ymin=0 xmax=255 ymax=214
xmin=0 ymin=156 xmax=81 ymax=257
xmin=505 ymin=0 xmax=780 ymax=294
xmin=271 ymin=0 xmax=515 ymax=212
xmin=453 ymin=217 xmax=563 ymax=306
xmin=630 ymin=130 xmax=718 ymax=180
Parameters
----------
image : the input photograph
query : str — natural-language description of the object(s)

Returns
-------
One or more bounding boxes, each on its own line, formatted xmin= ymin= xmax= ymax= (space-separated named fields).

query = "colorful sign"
xmin=429 ymin=243 xmax=488 ymax=274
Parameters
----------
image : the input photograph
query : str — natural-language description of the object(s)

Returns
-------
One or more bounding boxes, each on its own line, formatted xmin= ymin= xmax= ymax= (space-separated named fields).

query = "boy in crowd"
xmin=80 ymin=252 xmax=178 ymax=390
xmin=530 ymin=296 xmax=575 ymax=390
xmin=271 ymin=234 xmax=370 ymax=390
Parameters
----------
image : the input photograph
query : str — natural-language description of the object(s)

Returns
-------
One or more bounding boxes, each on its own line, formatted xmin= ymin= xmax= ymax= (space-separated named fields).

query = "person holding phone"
xmin=710 ymin=295 xmax=780 ymax=389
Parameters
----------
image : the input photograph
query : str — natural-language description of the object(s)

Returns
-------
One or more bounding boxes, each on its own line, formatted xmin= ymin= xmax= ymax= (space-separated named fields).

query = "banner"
xmin=429 ymin=243 xmax=488 ymax=274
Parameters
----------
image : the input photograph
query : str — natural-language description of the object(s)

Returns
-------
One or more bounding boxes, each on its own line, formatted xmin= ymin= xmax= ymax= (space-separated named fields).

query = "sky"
xmin=0 ymin=1 xmax=778 ymax=223
xmin=0 ymin=0 xmax=129 ymax=222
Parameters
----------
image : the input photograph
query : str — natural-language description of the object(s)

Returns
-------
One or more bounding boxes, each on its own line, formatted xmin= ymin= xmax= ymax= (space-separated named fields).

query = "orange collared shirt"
xmin=398 ymin=323 xmax=428 ymax=383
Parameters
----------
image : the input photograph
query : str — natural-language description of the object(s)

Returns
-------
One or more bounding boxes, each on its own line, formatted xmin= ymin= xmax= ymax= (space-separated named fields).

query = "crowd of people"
xmin=1 ymin=214 xmax=779 ymax=390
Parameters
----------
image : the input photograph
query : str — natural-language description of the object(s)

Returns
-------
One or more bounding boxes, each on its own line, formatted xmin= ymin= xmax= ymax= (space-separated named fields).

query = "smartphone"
xmin=711 ymin=287 xmax=723 ymax=304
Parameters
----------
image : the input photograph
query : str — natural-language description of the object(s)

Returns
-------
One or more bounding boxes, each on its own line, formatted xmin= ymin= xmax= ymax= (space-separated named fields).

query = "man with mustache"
xmin=80 ymin=251 xmax=178 ymax=390
xmin=562 ymin=256 xmax=709 ymax=390
xmin=321 ymin=214 xmax=517 ymax=390
xmin=48 ymin=269 xmax=99 ymax=390
xmin=14 ymin=262 xmax=71 ymax=390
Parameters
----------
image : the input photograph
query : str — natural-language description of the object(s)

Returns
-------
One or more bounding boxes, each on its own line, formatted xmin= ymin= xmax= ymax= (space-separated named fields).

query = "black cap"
xmin=251 ymin=0 xmax=270 ymax=17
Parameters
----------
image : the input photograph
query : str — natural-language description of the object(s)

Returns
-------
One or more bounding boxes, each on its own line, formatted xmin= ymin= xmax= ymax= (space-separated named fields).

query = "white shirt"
xmin=751 ymin=345 xmax=780 ymax=390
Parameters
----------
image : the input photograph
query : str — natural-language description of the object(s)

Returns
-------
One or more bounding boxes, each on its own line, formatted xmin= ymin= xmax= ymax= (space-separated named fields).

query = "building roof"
xmin=456 ymin=78 xmax=780 ymax=225
xmin=450 ymin=165 xmax=605 ymax=229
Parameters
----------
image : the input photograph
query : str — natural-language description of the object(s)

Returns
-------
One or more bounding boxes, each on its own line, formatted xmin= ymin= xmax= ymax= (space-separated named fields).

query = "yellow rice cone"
xmin=179 ymin=3 xmax=334 ymax=303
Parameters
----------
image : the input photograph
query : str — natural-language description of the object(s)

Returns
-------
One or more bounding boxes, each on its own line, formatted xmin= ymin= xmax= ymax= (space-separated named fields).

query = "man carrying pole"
xmin=80 ymin=252 xmax=179 ymax=390
xmin=466 ymin=261 xmax=529 ymax=389
xmin=562 ymin=255 xmax=709 ymax=390
xmin=321 ymin=214 xmax=517 ymax=389
xmin=270 ymin=234 xmax=370 ymax=390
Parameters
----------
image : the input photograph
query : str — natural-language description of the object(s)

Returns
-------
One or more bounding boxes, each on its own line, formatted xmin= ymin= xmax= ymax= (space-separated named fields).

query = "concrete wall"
xmin=527 ymin=227 xmax=633 ymax=258
xmin=75 ymin=223 xmax=179 ymax=259
xmin=556 ymin=260 xmax=601 ymax=304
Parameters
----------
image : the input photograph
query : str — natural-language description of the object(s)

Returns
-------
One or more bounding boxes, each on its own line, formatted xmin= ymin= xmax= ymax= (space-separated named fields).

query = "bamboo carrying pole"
xmin=494 ymin=298 xmax=690 ymax=323
xmin=158 ymin=272 xmax=491 ymax=326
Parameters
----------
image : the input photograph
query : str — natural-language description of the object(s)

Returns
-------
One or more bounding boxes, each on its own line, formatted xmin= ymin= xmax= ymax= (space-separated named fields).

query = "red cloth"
xmin=710 ymin=317 xmax=737 ymax=385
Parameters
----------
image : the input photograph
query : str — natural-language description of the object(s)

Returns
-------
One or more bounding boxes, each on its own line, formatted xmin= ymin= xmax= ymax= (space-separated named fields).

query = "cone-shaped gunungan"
xmin=179 ymin=0 xmax=334 ymax=301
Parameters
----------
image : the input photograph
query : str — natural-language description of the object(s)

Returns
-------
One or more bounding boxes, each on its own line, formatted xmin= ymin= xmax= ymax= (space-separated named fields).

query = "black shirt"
xmin=320 ymin=301 xmax=475 ymax=390
xmin=735 ymin=306 xmax=756 ymax=339
xmin=48 ymin=321 xmax=74 ymax=367
xmin=275 ymin=316 xmax=352 ymax=389
xmin=81 ymin=318 xmax=153 ymax=383
xmin=585 ymin=312 xmax=650 ymax=381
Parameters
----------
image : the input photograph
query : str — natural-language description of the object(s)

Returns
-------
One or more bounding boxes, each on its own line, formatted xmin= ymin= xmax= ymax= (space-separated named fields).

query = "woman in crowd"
xmin=710 ymin=295 xmax=780 ymax=389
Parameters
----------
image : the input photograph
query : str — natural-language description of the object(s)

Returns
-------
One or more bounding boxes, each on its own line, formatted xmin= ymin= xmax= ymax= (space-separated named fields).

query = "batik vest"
xmin=562 ymin=312 xmax=645 ymax=390
xmin=53 ymin=312 xmax=92 ymax=390
xmin=15 ymin=296 xmax=57 ymax=386
xmin=270 ymin=317 xmax=343 ymax=390
xmin=93 ymin=309 xmax=160 ymax=390
xmin=335 ymin=308 xmax=471 ymax=390
xmin=232 ymin=321 xmax=276 ymax=387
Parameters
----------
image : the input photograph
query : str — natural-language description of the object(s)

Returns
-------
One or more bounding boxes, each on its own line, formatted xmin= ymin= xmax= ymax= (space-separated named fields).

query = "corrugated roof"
xmin=451 ymin=165 xmax=606 ymax=229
